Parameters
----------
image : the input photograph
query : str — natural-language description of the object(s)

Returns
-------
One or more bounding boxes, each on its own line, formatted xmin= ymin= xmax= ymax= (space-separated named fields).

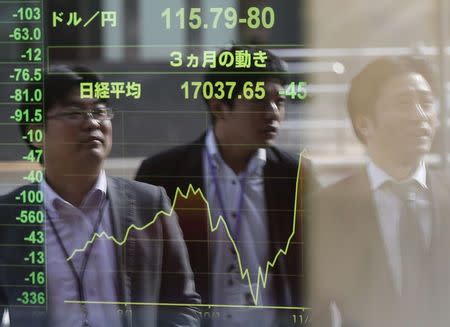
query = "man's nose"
xmin=411 ymin=102 xmax=429 ymax=121
xmin=265 ymin=101 xmax=280 ymax=117
xmin=81 ymin=113 xmax=101 ymax=128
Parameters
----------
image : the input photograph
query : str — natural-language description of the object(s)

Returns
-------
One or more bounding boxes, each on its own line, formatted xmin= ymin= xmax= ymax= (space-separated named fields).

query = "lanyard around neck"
xmin=206 ymin=149 xmax=247 ymax=241
xmin=46 ymin=200 xmax=106 ymax=326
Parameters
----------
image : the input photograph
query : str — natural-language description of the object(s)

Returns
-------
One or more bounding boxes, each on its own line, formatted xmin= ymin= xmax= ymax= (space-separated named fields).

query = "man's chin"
xmin=259 ymin=134 xmax=278 ymax=147
xmin=410 ymin=140 xmax=432 ymax=154
xmin=81 ymin=148 xmax=107 ymax=163
xmin=399 ymin=145 xmax=430 ymax=164
xmin=256 ymin=139 xmax=274 ymax=149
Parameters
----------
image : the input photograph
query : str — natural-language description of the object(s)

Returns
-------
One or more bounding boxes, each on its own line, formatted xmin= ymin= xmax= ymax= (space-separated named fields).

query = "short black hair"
xmin=204 ymin=46 xmax=288 ymax=124
xmin=347 ymin=56 xmax=436 ymax=143
xmin=19 ymin=65 xmax=105 ymax=153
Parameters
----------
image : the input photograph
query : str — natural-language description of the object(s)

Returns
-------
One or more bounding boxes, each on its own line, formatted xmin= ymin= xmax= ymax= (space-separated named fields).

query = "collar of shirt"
xmin=367 ymin=158 xmax=427 ymax=192
xmin=41 ymin=170 xmax=107 ymax=218
xmin=205 ymin=128 xmax=267 ymax=177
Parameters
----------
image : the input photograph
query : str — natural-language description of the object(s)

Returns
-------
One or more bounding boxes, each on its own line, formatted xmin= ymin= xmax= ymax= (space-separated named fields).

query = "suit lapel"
xmin=263 ymin=149 xmax=297 ymax=305
xmin=351 ymin=169 xmax=397 ymax=297
xmin=427 ymin=171 xmax=450 ymax=250
xmin=168 ymin=135 xmax=212 ymax=303
xmin=107 ymin=177 xmax=135 ymax=327
xmin=426 ymin=171 xmax=450 ymax=280
xmin=175 ymin=135 xmax=205 ymax=193
xmin=174 ymin=134 xmax=208 ymax=242
xmin=426 ymin=171 xmax=450 ymax=322
xmin=30 ymin=184 xmax=49 ymax=326
xmin=264 ymin=149 xmax=292 ymax=258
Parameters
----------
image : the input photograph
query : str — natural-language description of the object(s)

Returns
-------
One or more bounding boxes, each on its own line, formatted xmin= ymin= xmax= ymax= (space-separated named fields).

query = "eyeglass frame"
xmin=46 ymin=106 xmax=114 ymax=123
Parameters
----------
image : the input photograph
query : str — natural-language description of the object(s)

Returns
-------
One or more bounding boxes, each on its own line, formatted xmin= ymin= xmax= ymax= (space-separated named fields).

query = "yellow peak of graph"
xmin=67 ymin=152 xmax=304 ymax=306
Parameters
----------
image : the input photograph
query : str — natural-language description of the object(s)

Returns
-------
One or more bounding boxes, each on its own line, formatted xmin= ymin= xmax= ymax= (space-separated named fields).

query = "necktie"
xmin=385 ymin=181 xmax=430 ymax=326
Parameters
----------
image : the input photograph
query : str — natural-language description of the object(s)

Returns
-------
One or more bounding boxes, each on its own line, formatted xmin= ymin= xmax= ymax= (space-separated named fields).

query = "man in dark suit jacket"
xmin=308 ymin=57 xmax=450 ymax=327
xmin=0 ymin=66 xmax=201 ymax=327
xmin=136 ymin=46 xmax=317 ymax=326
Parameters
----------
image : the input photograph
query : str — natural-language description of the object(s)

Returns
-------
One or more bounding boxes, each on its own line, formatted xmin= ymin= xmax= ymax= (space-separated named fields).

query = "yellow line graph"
xmin=67 ymin=152 xmax=304 ymax=306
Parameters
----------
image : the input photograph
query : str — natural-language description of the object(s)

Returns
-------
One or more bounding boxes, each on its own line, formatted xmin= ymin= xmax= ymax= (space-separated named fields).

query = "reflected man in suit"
xmin=0 ymin=66 xmax=201 ymax=327
xmin=308 ymin=56 xmax=450 ymax=327
xmin=136 ymin=46 xmax=317 ymax=326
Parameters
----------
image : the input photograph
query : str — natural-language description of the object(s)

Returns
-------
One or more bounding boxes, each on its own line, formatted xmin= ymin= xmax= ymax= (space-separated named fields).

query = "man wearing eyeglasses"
xmin=0 ymin=65 xmax=201 ymax=327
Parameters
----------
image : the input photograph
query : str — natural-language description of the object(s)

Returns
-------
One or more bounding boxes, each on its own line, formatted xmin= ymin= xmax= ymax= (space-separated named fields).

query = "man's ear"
xmin=354 ymin=114 xmax=374 ymax=143
xmin=208 ymin=98 xmax=231 ymax=122
xmin=25 ymin=124 xmax=44 ymax=149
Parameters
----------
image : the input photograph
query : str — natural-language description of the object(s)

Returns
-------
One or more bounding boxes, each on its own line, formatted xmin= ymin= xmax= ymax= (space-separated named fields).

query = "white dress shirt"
xmin=331 ymin=160 xmax=432 ymax=327
xmin=203 ymin=129 xmax=277 ymax=327
xmin=367 ymin=159 xmax=432 ymax=294
xmin=42 ymin=170 xmax=122 ymax=327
